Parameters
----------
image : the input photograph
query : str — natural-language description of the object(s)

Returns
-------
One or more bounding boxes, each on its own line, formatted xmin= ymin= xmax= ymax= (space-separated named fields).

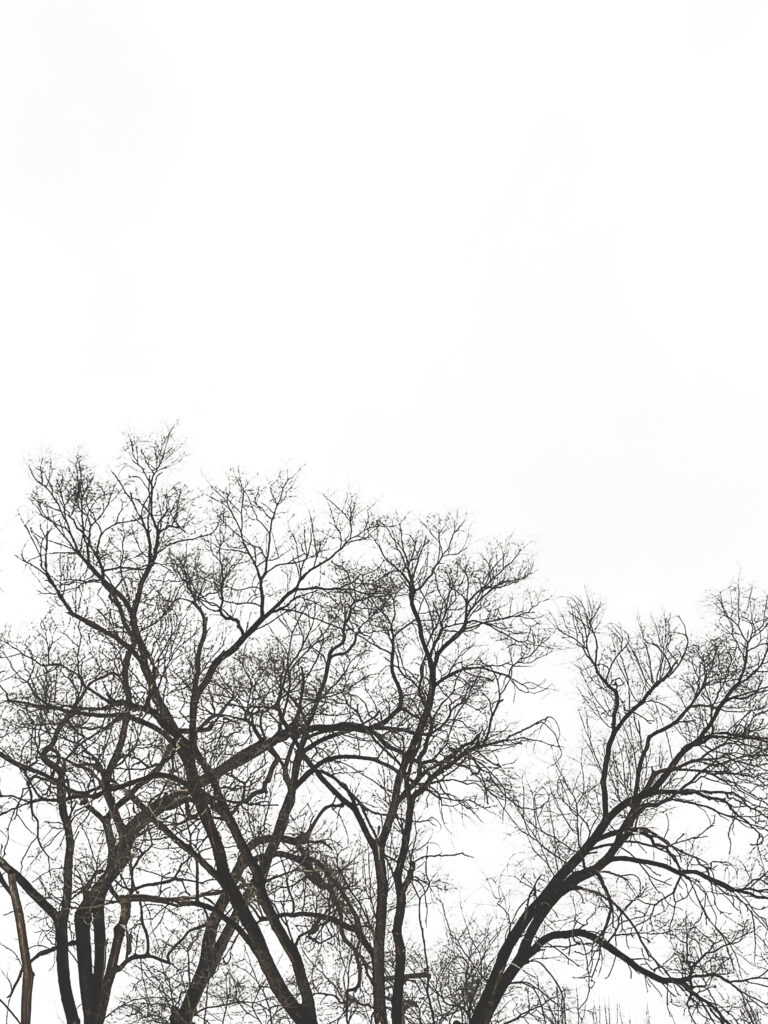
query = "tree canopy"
xmin=1 ymin=431 xmax=768 ymax=1024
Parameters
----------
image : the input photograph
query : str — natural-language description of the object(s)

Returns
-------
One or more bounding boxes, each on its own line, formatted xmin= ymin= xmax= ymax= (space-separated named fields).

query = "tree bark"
xmin=7 ymin=873 xmax=34 ymax=1024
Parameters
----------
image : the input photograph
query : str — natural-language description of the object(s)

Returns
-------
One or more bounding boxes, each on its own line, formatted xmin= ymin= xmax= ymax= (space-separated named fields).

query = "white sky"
xmin=0 ymin=7 xmax=766 ymax=1017
xmin=2 ymin=2 xmax=768 ymax=628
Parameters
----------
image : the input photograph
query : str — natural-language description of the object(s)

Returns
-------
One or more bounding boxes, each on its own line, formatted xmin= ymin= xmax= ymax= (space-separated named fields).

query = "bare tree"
xmin=291 ymin=514 xmax=545 ymax=1024
xmin=0 ymin=619 xmax=157 ymax=1024
xmin=463 ymin=590 xmax=768 ymax=1024
xmin=4 ymin=431 xmax=768 ymax=1024
xmin=0 ymin=431 xmax=372 ymax=1024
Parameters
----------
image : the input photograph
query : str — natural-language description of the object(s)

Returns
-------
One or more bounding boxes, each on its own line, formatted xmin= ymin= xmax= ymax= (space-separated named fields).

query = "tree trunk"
xmin=7 ymin=873 xmax=34 ymax=1024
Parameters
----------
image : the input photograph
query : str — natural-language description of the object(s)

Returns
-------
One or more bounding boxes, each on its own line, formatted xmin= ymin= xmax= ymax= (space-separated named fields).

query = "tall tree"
xmin=3 ymin=431 xmax=768 ymax=1024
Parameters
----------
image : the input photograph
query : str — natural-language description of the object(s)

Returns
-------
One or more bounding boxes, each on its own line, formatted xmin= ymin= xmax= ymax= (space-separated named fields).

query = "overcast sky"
xmin=2 ymin=2 xmax=767 ymax=630
xmin=2 ymin=7 xmax=767 ymax=1021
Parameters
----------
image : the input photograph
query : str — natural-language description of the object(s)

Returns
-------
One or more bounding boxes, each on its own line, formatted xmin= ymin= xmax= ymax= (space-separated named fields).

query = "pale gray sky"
xmin=2 ymin=6 xmax=766 ymax=1020
xmin=2 ymin=3 xmax=767 ymax=627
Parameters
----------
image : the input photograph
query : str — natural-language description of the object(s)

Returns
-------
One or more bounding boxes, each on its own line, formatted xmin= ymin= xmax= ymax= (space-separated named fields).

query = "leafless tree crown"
xmin=2 ymin=431 xmax=768 ymax=1024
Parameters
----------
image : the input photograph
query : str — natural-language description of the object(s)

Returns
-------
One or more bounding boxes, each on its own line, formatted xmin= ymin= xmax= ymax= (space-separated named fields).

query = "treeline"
xmin=1 ymin=431 xmax=767 ymax=1024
